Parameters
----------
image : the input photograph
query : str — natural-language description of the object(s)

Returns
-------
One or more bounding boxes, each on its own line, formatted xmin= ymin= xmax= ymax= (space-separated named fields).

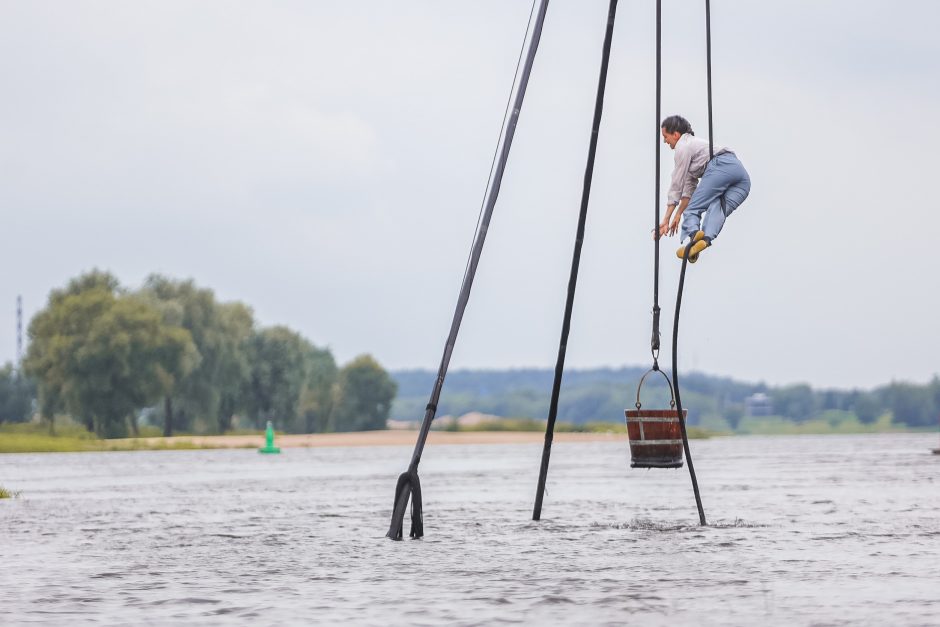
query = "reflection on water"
xmin=1 ymin=433 xmax=938 ymax=625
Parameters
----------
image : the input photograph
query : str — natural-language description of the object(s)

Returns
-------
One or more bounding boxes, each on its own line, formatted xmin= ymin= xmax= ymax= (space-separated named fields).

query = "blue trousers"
xmin=681 ymin=152 xmax=751 ymax=243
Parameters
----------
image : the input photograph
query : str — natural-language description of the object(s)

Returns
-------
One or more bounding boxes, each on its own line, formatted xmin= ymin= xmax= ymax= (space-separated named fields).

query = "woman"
xmin=658 ymin=115 xmax=751 ymax=263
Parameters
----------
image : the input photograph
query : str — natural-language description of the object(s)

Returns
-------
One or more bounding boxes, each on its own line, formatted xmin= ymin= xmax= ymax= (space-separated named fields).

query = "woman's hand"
xmin=668 ymin=213 xmax=681 ymax=236
xmin=657 ymin=217 xmax=671 ymax=238
xmin=656 ymin=202 xmax=682 ymax=238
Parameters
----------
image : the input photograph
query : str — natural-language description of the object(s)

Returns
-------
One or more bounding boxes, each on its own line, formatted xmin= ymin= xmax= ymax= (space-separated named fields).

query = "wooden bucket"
xmin=624 ymin=369 xmax=685 ymax=469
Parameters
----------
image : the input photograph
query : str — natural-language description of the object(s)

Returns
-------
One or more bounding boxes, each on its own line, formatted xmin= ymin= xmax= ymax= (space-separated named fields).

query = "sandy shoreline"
xmin=122 ymin=430 xmax=629 ymax=449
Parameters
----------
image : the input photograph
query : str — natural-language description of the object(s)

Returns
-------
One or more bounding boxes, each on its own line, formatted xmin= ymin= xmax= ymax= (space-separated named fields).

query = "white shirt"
xmin=667 ymin=134 xmax=731 ymax=206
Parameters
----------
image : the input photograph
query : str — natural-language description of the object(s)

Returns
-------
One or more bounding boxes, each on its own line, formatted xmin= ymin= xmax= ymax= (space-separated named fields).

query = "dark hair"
xmin=661 ymin=115 xmax=694 ymax=136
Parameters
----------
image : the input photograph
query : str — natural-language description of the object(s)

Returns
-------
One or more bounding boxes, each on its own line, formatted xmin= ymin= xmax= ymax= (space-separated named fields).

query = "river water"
xmin=1 ymin=433 xmax=938 ymax=625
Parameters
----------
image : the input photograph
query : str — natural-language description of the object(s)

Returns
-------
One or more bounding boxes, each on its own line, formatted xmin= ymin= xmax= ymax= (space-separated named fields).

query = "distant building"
xmin=745 ymin=392 xmax=773 ymax=417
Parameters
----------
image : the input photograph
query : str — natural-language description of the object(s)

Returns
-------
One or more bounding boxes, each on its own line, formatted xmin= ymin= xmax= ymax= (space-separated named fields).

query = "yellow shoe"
xmin=675 ymin=232 xmax=709 ymax=263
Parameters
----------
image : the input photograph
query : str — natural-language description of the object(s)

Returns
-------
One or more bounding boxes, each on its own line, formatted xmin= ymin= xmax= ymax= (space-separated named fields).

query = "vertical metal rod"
xmin=533 ymin=0 xmax=619 ymax=521
xmin=651 ymin=0 xmax=662 ymax=359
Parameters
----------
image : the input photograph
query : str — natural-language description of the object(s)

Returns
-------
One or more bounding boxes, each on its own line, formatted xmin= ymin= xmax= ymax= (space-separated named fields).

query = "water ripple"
xmin=1 ymin=434 xmax=938 ymax=625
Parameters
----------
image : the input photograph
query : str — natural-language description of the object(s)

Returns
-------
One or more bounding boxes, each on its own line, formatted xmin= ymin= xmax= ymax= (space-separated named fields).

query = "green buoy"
xmin=258 ymin=421 xmax=281 ymax=454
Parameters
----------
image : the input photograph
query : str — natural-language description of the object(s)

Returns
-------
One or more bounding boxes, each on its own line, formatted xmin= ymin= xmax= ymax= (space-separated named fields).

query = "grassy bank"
xmin=0 ymin=423 xmax=210 ymax=454
xmin=730 ymin=412 xmax=923 ymax=436
xmin=3 ymin=413 xmax=927 ymax=455
xmin=440 ymin=418 xmax=714 ymax=439
xmin=439 ymin=412 xmax=931 ymax=438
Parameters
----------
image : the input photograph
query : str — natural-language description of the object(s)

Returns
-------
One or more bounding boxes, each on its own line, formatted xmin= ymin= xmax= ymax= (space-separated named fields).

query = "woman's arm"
xmin=668 ymin=197 xmax=690 ymax=235
xmin=659 ymin=197 xmax=690 ymax=237
xmin=667 ymin=140 xmax=693 ymax=206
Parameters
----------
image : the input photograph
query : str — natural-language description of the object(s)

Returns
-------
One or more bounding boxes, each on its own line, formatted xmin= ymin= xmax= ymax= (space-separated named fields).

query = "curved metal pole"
xmin=673 ymin=242 xmax=707 ymax=525
xmin=387 ymin=0 xmax=551 ymax=540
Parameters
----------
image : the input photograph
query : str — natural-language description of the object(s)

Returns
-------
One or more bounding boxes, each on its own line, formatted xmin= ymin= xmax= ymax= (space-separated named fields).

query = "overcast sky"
xmin=1 ymin=1 xmax=938 ymax=390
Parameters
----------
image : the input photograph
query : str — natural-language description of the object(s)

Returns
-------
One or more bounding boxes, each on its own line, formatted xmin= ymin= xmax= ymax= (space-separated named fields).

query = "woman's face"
xmin=661 ymin=128 xmax=682 ymax=149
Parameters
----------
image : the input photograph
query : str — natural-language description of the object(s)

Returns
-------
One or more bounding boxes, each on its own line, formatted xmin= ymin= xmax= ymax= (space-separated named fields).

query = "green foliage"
xmin=394 ymin=368 xmax=713 ymax=426
xmin=0 ymin=364 xmax=35 ymax=423
xmin=245 ymin=326 xmax=313 ymax=431
xmin=557 ymin=420 xmax=625 ymax=433
xmin=391 ymin=368 xmax=938 ymax=433
xmin=0 ymin=437 xmax=202 ymax=453
xmin=454 ymin=417 xmax=546 ymax=432
xmin=331 ymin=355 xmax=397 ymax=431
xmin=214 ymin=302 xmax=255 ymax=432
xmin=737 ymin=411 xmax=899 ymax=435
xmin=24 ymin=271 xmax=122 ymax=432
xmin=723 ymin=403 xmax=745 ymax=430
xmin=140 ymin=276 xmax=255 ymax=434
xmin=24 ymin=271 xmax=197 ymax=438
xmin=0 ymin=420 xmax=97 ymax=438
xmin=852 ymin=392 xmax=882 ymax=425
xmin=771 ymin=384 xmax=818 ymax=422
xmin=883 ymin=382 xmax=937 ymax=427
xmin=299 ymin=346 xmax=338 ymax=433
xmin=19 ymin=271 xmax=395 ymax=438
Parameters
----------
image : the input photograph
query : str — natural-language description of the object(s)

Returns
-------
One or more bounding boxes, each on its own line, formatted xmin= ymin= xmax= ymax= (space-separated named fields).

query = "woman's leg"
xmin=696 ymin=154 xmax=750 ymax=242
xmin=681 ymin=175 xmax=723 ymax=242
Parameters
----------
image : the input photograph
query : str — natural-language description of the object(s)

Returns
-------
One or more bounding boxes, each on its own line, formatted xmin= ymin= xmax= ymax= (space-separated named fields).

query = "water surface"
xmin=2 ymin=433 xmax=938 ymax=625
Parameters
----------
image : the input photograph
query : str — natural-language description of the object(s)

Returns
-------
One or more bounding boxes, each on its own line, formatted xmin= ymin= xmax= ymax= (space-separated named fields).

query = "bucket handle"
xmin=635 ymin=368 xmax=677 ymax=410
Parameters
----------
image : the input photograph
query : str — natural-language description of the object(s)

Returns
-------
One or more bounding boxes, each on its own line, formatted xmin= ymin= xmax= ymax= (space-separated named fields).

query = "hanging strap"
xmin=650 ymin=0 xmax=662 ymax=368
xmin=668 ymin=0 xmax=717 ymax=525
xmin=664 ymin=0 xmax=716 ymax=526
xmin=706 ymin=0 xmax=715 ymax=161
xmin=704 ymin=0 xmax=725 ymax=217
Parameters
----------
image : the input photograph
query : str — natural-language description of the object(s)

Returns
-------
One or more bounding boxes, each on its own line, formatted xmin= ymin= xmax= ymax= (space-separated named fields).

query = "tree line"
xmin=0 ymin=271 xmax=397 ymax=438
xmin=391 ymin=368 xmax=940 ymax=429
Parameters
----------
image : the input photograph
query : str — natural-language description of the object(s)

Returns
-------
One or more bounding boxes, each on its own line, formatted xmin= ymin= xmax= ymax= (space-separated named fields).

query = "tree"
xmin=331 ymin=355 xmax=397 ymax=432
xmin=852 ymin=392 xmax=882 ymax=425
xmin=214 ymin=302 xmax=255 ymax=433
xmin=140 ymin=276 xmax=258 ymax=435
xmin=299 ymin=346 xmax=338 ymax=432
xmin=245 ymin=326 xmax=312 ymax=431
xmin=78 ymin=296 xmax=198 ymax=437
xmin=25 ymin=272 xmax=197 ymax=438
xmin=724 ymin=403 xmax=745 ymax=431
xmin=25 ymin=270 xmax=122 ymax=434
xmin=883 ymin=382 xmax=935 ymax=427
xmin=929 ymin=376 xmax=940 ymax=425
xmin=0 ymin=364 xmax=35 ymax=424
xmin=771 ymin=384 xmax=817 ymax=422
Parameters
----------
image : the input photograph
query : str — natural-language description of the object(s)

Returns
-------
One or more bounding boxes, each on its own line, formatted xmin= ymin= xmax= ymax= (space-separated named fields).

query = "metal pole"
xmin=533 ymin=0 xmax=619 ymax=521
xmin=674 ymin=243 xmax=707 ymax=525
xmin=388 ymin=0 xmax=551 ymax=540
